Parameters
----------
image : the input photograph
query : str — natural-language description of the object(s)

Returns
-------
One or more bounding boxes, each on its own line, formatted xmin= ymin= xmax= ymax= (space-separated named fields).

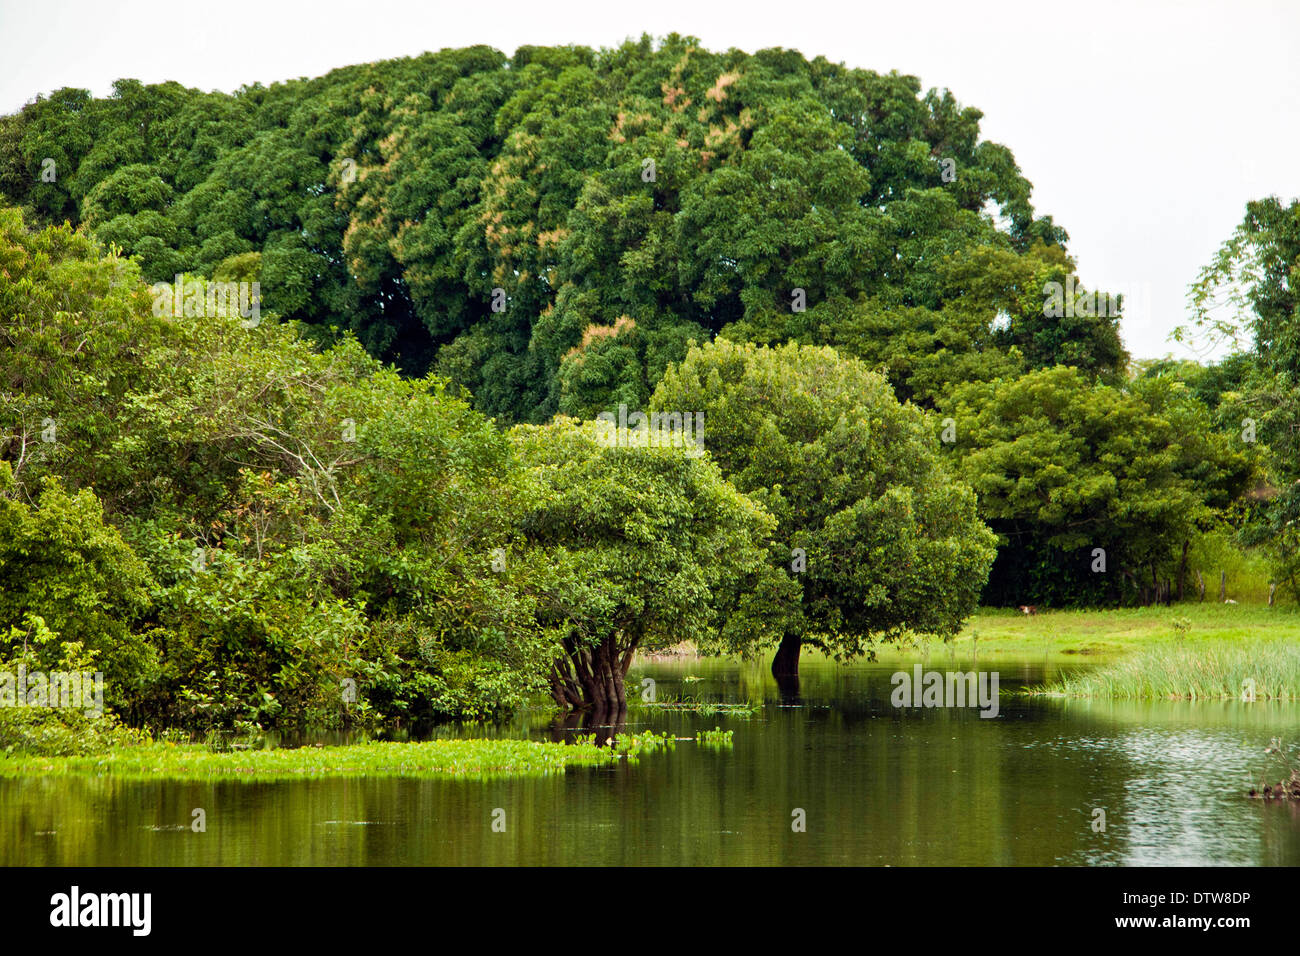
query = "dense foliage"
xmin=0 ymin=36 xmax=1123 ymax=425
xmin=943 ymin=366 xmax=1253 ymax=605
xmin=0 ymin=38 xmax=1294 ymax=738
xmin=1178 ymin=196 xmax=1300 ymax=599
xmin=1 ymin=210 xmax=555 ymax=732
xmin=651 ymin=339 xmax=996 ymax=670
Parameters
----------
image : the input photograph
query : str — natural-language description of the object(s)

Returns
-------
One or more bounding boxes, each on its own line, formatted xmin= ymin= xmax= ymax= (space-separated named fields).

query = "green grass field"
xmin=905 ymin=603 xmax=1300 ymax=700
xmin=646 ymin=602 xmax=1300 ymax=666
xmin=899 ymin=603 xmax=1300 ymax=660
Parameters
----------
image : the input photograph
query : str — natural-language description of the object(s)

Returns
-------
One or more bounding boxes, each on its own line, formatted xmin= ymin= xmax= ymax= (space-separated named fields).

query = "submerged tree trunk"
xmin=549 ymin=701 xmax=627 ymax=746
xmin=771 ymin=633 xmax=802 ymax=677
xmin=771 ymin=633 xmax=803 ymax=701
xmin=552 ymin=632 xmax=639 ymax=719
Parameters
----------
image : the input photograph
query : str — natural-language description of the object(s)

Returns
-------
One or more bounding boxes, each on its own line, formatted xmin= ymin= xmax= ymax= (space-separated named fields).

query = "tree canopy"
xmin=651 ymin=338 xmax=997 ymax=673
xmin=0 ymin=36 xmax=1124 ymax=425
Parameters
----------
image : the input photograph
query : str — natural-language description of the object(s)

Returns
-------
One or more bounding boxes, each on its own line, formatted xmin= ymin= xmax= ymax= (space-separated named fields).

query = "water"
xmin=4 ymin=654 xmax=1299 ymax=866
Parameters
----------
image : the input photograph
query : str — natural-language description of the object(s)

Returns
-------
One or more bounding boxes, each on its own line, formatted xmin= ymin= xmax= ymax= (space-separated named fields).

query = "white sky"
xmin=1 ymin=0 xmax=1297 ymax=361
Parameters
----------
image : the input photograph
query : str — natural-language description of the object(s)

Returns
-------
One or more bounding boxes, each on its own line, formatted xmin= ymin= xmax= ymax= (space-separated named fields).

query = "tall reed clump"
xmin=1046 ymin=641 xmax=1300 ymax=700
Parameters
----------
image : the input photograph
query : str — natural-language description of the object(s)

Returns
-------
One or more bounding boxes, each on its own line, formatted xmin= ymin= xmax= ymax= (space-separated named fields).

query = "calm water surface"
xmin=4 ymin=654 xmax=1299 ymax=866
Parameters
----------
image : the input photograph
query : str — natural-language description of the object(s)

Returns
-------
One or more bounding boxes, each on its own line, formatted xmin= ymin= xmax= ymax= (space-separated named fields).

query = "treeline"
xmin=0 ymin=37 xmax=1295 ymax=734
xmin=0 ymin=210 xmax=990 ymax=736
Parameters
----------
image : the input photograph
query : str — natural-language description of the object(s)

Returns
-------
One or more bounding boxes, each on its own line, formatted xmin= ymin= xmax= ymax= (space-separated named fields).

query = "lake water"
xmin=4 ymin=653 xmax=1298 ymax=866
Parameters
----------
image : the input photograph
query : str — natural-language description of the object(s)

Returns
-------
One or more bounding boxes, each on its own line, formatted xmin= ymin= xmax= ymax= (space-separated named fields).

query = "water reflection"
xmin=549 ymin=702 xmax=627 ymax=745
xmin=3 ymin=656 xmax=1298 ymax=866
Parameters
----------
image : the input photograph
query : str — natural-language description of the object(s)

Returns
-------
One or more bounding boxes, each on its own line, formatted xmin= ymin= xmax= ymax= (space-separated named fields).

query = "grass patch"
xmin=1037 ymin=640 xmax=1300 ymax=700
xmin=899 ymin=603 xmax=1300 ymax=660
xmin=0 ymin=733 xmax=675 ymax=781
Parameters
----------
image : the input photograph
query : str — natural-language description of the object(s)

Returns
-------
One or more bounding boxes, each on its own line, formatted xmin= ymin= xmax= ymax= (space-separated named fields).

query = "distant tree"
xmin=945 ymin=366 xmax=1254 ymax=605
xmin=1179 ymin=196 xmax=1300 ymax=598
xmin=0 ymin=38 xmax=1118 ymax=423
xmin=1182 ymin=196 xmax=1300 ymax=375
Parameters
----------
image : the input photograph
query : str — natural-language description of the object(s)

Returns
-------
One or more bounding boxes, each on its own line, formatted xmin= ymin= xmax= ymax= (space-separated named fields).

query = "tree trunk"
xmin=576 ymin=645 xmax=602 ymax=710
xmin=772 ymin=633 xmax=802 ymax=677
xmin=1119 ymin=568 xmax=1139 ymax=606
xmin=770 ymin=633 xmax=802 ymax=702
xmin=550 ymin=652 xmax=584 ymax=710
xmin=599 ymin=637 xmax=619 ymax=710
xmin=555 ymin=634 xmax=637 ymax=716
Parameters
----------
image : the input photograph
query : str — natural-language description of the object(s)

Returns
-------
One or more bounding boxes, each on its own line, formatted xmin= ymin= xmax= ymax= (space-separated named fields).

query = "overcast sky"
xmin=1 ymin=0 xmax=1296 ymax=361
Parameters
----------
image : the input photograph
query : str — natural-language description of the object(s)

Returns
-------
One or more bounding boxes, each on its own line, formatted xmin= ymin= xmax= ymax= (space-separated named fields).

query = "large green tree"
xmin=0 ymin=37 xmax=1121 ymax=424
xmin=510 ymin=417 xmax=784 ymax=713
xmin=650 ymin=339 xmax=996 ymax=678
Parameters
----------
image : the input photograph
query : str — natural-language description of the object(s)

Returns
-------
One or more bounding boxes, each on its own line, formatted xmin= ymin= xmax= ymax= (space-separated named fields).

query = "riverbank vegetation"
xmin=1 ymin=37 xmax=1297 ymax=745
xmin=1042 ymin=641 xmax=1300 ymax=700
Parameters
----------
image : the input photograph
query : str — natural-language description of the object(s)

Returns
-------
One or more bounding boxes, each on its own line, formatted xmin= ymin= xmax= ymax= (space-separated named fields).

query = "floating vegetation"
xmin=641 ymin=695 xmax=760 ymax=717
xmin=696 ymin=727 xmax=734 ymax=749
xmin=0 ymin=735 xmax=676 ymax=781
xmin=573 ymin=731 xmax=676 ymax=761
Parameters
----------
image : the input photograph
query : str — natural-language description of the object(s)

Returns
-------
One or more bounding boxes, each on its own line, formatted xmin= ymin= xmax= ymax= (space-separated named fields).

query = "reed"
xmin=1040 ymin=641 xmax=1300 ymax=700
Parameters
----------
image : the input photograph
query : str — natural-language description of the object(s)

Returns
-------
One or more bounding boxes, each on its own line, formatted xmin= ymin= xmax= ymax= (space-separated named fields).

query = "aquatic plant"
xmin=639 ymin=695 xmax=759 ymax=718
xmin=695 ymin=727 xmax=734 ymax=749
xmin=0 ymin=735 xmax=675 ymax=781
xmin=1040 ymin=641 xmax=1300 ymax=700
